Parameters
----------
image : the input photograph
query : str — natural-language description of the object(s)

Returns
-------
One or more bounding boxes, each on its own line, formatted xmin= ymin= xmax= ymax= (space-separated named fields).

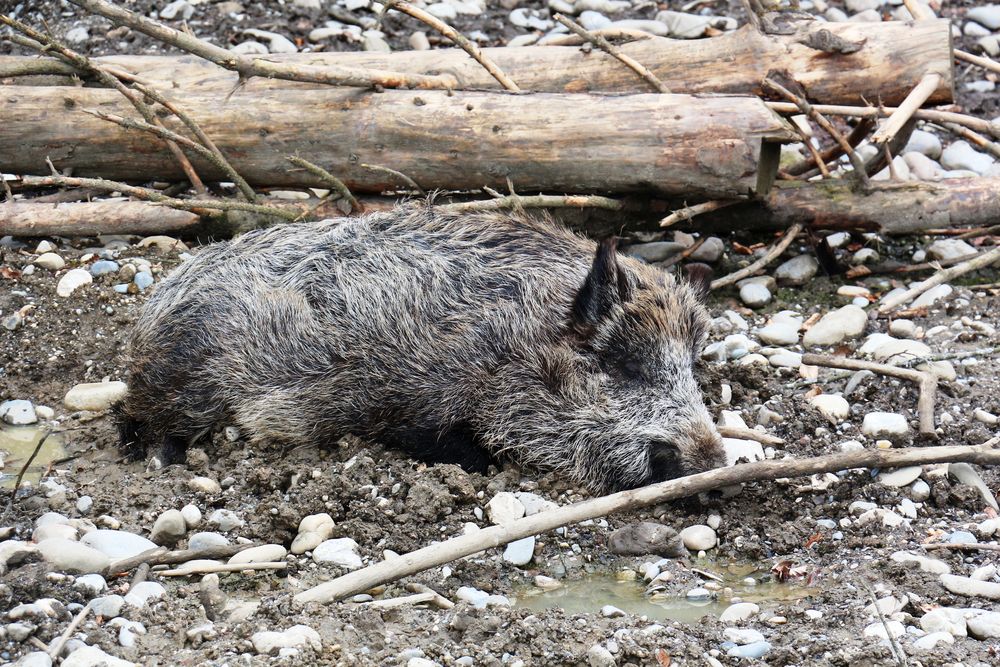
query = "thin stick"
xmin=658 ymin=237 xmax=706 ymax=269
xmin=286 ymin=156 xmax=360 ymax=212
xmin=765 ymin=103 xmax=1000 ymax=141
xmin=65 ymin=0 xmax=455 ymax=90
xmin=553 ymin=14 xmax=670 ymax=93
xmin=362 ymin=592 xmax=438 ymax=609
xmin=861 ymin=580 xmax=908 ymax=667
xmin=47 ymin=602 xmax=91 ymax=660
xmin=660 ymin=200 xmax=738 ymax=228
xmin=360 ymin=163 xmax=424 ymax=195
xmin=539 ymin=27 xmax=652 ymax=47
xmin=4 ymin=429 xmax=51 ymax=514
xmin=877 ymin=246 xmax=1000 ymax=314
xmin=380 ymin=0 xmax=518 ymax=92
xmin=710 ymin=223 xmax=804 ymax=290
xmin=293 ymin=442 xmax=1000 ymax=604
xmin=15 ymin=175 xmax=299 ymax=221
xmin=923 ymin=543 xmax=1000 ymax=553
xmin=903 ymin=0 xmax=933 ymax=20
xmin=871 ymin=72 xmax=943 ymax=146
xmin=791 ymin=122 xmax=832 ymax=179
xmin=81 ymin=108 xmax=255 ymax=198
xmin=107 ymin=543 xmax=257 ymax=575
xmin=404 ymin=583 xmax=456 ymax=609
xmin=130 ymin=562 xmax=151 ymax=587
xmin=159 ymin=562 xmax=287 ymax=576
xmin=940 ymin=122 xmax=1000 ymax=160
xmin=717 ymin=425 xmax=784 ymax=446
xmin=786 ymin=118 xmax=875 ymax=179
xmin=801 ymin=353 xmax=937 ymax=437
xmin=955 ymin=49 xmax=1000 ymax=75
xmin=439 ymin=193 xmax=624 ymax=214
xmin=0 ymin=14 xmax=207 ymax=195
xmin=131 ymin=83 xmax=257 ymax=201
xmin=764 ymin=79 xmax=870 ymax=190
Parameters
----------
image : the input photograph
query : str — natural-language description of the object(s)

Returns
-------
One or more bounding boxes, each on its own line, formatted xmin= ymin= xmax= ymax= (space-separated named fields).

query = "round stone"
xmin=679 ymin=525 xmax=717 ymax=551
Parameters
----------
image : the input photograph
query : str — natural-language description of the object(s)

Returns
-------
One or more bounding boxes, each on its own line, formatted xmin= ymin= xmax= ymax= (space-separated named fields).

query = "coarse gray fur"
xmin=117 ymin=205 xmax=726 ymax=492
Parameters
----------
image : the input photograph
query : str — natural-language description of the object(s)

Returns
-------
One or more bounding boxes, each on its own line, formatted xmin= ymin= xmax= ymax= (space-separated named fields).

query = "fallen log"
xmin=293 ymin=440 xmax=1000 ymax=605
xmin=0 ymin=200 xmax=200 ymax=236
xmin=0 ymin=87 xmax=795 ymax=198
xmin=0 ymin=20 xmax=954 ymax=105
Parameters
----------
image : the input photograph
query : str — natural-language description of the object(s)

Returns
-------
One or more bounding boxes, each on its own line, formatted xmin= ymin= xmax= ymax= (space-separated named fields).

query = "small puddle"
xmin=0 ymin=425 xmax=66 ymax=487
xmin=514 ymin=561 xmax=816 ymax=624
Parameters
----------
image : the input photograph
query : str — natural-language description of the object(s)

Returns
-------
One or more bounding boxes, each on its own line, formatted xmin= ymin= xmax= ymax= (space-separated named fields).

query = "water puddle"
xmin=514 ymin=561 xmax=816 ymax=624
xmin=0 ymin=425 xmax=67 ymax=487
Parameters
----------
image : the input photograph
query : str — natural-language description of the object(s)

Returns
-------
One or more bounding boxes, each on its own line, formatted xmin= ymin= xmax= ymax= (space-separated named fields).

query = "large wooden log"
xmin=0 ymin=20 xmax=954 ymax=105
xmin=0 ymin=86 xmax=795 ymax=198
xmin=0 ymin=200 xmax=200 ymax=236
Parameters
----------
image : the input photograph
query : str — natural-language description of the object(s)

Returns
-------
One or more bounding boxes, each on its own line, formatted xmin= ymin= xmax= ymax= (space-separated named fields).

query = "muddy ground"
xmin=3 ymin=0 xmax=1000 ymax=666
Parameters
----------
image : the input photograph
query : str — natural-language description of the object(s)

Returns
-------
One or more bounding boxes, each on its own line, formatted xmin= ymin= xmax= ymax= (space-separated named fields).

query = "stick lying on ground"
xmin=294 ymin=441 xmax=1000 ymax=605
xmin=876 ymin=245 xmax=1000 ymax=315
xmin=801 ymin=353 xmax=938 ymax=437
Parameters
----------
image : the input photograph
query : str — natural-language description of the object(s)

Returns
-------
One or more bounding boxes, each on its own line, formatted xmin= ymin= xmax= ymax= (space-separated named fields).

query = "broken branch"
xmin=710 ymin=223 xmax=804 ymax=290
xmin=876 ymin=245 xmax=1000 ymax=315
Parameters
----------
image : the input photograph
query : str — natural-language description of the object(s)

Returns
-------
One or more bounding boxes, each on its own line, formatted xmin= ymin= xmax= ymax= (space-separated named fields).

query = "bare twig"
xmin=877 ymin=246 xmax=1000 ymax=314
xmin=710 ymin=223 xmax=804 ymax=290
xmin=717 ymin=425 xmax=784 ymax=446
xmin=4 ymin=429 xmax=51 ymax=515
xmin=902 ymin=0 xmax=933 ymax=20
xmin=660 ymin=200 xmax=738 ymax=228
xmin=871 ymin=72 xmax=943 ymax=147
xmin=939 ymin=122 xmax=1000 ymax=160
xmin=294 ymin=442 xmax=1000 ymax=604
xmin=404 ymin=583 xmax=456 ymax=609
xmin=659 ymin=237 xmax=707 ymax=269
xmin=360 ymin=163 xmax=425 ymax=195
xmin=0 ymin=14 xmax=207 ymax=195
xmin=15 ymin=175 xmax=299 ymax=221
xmin=800 ymin=354 xmax=938 ymax=437
xmin=159 ymin=561 xmax=287 ymax=576
xmin=539 ymin=27 xmax=652 ymax=47
xmin=785 ymin=118 xmax=875 ymax=179
xmin=130 ymin=83 xmax=257 ymax=201
xmin=108 ymin=543 xmax=258 ymax=575
xmin=286 ymin=156 xmax=360 ymax=213
xmin=47 ymin=602 xmax=91 ymax=660
xmin=439 ymin=193 xmax=624 ymax=214
xmin=553 ymin=14 xmax=670 ymax=93
xmin=861 ymin=580 xmax=908 ymax=667
xmin=796 ymin=125 xmax=832 ymax=179
xmin=764 ymin=78 xmax=870 ymax=190
xmin=955 ymin=49 xmax=1000 ymax=75
xmin=362 ymin=592 xmax=438 ymax=609
xmin=923 ymin=543 xmax=1000 ymax=553
xmin=380 ymin=0 xmax=518 ymax=91
xmin=65 ymin=0 xmax=456 ymax=90
xmin=765 ymin=103 xmax=1000 ymax=141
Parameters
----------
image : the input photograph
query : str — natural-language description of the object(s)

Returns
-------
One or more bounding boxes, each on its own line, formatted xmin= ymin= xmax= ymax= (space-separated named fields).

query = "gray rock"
xmin=601 ymin=605 xmax=626 ymax=618
xmin=36 ymin=539 xmax=110 ymax=574
xmin=124 ymin=581 xmax=166 ymax=608
xmin=913 ymin=631 xmax=955 ymax=650
xmin=206 ymin=509 xmax=244 ymax=532
xmin=904 ymin=130 xmax=942 ymax=159
xmin=503 ymin=537 xmax=535 ymax=565
xmin=608 ymin=522 xmax=685 ymax=557
xmin=150 ymin=509 xmax=187 ymax=546
xmin=188 ymin=477 xmax=221 ymax=494
xmin=941 ymin=140 xmax=995 ymax=175
xmin=63 ymin=382 xmax=127 ymax=412
xmin=513 ymin=492 xmax=558 ymax=516
xmin=757 ymin=321 xmax=799 ymax=346
xmin=56 ymin=268 xmax=93 ymax=297
xmin=723 ymin=437 xmax=764 ymax=464
xmin=903 ymin=152 xmax=944 ymax=180
xmin=679 ymin=524 xmax=717 ymax=551
xmin=878 ymin=466 xmax=922 ymax=488
xmin=968 ymin=5 xmax=1000 ymax=30
xmin=180 ymin=504 xmax=202 ymax=528
xmin=486 ymin=492 xmax=525 ymax=524
xmin=624 ymin=241 xmax=684 ymax=263
xmin=774 ymin=254 xmax=818 ymax=286
xmin=160 ymin=0 xmax=194 ymax=21
xmin=890 ymin=550 xmax=950 ymax=574
xmin=861 ymin=412 xmax=909 ymax=438
xmin=689 ymin=237 xmax=724 ymax=263
xmin=727 ymin=641 xmax=771 ymax=659
xmin=802 ymin=305 xmax=867 ymax=348
xmin=967 ymin=611 xmax=1000 ymax=639
xmin=1 ymin=400 xmax=37 ymax=425
xmin=927 ymin=238 xmax=976 ymax=262
xmin=90 ymin=595 xmax=125 ymax=618
xmin=242 ymin=29 xmax=298 ymax=53
xmin=940 ymin=574 xmax=1000 ymax=600
xmin=739 ymin=283 xmax=771 ymax=308
xmin=251 ymin=625 xmax=322 ymax=655
xmin=81 ymin=530 xmax=157 ymax=559
xmin=809 ymin=394 xmax=850 ymax=423
xmin=73 ymin=574 xmax=107 ymax=595
xmin=61 ymin=645 xmax=134 ymax=667
xmin=34 ymin=252 xmax=64 ymax=271
xmin=313 ymin=538 xmax=363 ymax=569
xmin=719 ymin=602 xmax=759 ymax=622
xmin=586 ymin=644 xmax=616 ymax=667
xmin=64 ymin=27 xmax=90 ymax=44
xmin=13 ymin=652 xmax=52 ymax=667
xmin=188 ymin=532 xmax=229 ymax=551
xmin=229 ymin=544 xmax=287 ymax=565
xmin=768 ymin=351 xmax=802 ymax=368
xmin=578 ymin=11 xmax=612 ymax=30
xmin=723 ymin=627 xmax=766 ymax=645
xmin=231 ymin=40 xmax=269 ymax=55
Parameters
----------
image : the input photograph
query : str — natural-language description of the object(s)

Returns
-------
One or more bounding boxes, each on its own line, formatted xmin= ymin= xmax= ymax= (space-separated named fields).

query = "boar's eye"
xmin=618 ymin=356 xmax=647 ymax=382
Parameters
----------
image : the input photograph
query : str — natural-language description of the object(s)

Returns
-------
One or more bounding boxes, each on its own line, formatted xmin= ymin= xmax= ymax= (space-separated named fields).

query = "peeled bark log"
xmin=0 ymin=20 xmax=954 ymax=105
xmin=0 ymin=200 xmax=200 ymax=236
xmin=0 ymin=87 xmax=795 ymax=198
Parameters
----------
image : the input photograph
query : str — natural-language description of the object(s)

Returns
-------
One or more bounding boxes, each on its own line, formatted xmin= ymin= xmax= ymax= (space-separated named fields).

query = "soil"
xmin=2 ymin=1 xmax=1000 ymax=666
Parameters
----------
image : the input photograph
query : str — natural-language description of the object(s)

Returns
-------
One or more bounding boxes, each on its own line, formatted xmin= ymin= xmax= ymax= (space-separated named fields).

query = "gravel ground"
xmin=3 ymin=1 xmax=1000 ymax=666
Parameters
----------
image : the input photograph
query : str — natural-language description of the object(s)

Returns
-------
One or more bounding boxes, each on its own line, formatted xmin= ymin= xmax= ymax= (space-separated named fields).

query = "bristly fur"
xmin=117 ymin=205 xmax=727 ymax=492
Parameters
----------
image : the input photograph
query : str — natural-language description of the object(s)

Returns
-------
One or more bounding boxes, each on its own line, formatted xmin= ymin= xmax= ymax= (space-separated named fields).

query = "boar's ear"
xmin=572 ymin=238 xmax=633 ymax=329
xmin=683 ymin=262 xmax=713 ymax=302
